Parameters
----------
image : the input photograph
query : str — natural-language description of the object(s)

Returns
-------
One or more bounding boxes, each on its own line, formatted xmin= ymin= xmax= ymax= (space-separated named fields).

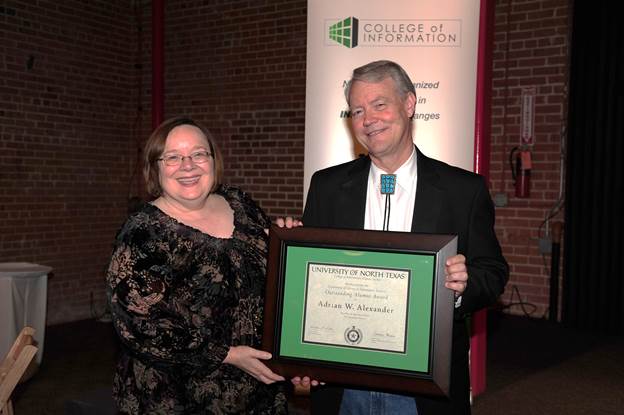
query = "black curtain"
xmin=563 ymin=1 xmax=624 ymax=333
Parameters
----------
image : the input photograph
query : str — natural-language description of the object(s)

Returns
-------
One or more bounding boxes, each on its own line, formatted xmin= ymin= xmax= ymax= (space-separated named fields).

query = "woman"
xmin=106 ymin=117 xmax=287 ymax=414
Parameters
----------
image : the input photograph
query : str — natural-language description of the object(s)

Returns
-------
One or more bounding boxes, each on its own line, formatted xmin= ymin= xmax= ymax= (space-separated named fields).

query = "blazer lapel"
xmin=411 ymin=148 xmax=443 ymax=233
xmin=336 ymin=156 xmax=370 ymax=230
xmin=328 ymin=151 xmax=443 ymax=232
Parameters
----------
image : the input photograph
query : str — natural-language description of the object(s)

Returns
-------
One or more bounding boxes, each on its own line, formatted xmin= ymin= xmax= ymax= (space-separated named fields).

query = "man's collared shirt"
xmin=364 ymin=147 xmax=417 ymax=232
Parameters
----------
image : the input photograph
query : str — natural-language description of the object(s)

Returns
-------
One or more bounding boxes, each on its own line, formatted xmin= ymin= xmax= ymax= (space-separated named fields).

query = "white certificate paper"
xmin=302 ymin=262 xmax=410 ymax=353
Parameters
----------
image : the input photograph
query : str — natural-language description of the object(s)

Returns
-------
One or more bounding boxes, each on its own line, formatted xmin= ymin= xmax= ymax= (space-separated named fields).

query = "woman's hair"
xmin=344 ymin=60 xmax=416 ymax=105
xmin=143 ymin=116 xmax=223 ymax=197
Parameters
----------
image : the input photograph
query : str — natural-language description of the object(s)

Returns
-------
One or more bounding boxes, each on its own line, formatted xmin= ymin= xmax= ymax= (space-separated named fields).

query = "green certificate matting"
xmin=279 ymin=245 xmax=435 ymax=373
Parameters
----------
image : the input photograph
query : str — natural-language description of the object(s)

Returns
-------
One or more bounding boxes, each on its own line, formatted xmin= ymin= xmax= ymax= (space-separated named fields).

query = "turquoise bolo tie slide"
xmin=380 ymin=174 xmax=397 ymax=195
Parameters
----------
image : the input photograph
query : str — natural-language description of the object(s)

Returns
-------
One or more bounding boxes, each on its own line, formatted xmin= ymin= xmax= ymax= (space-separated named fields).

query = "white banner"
xmin=304 ymin=0 xmax=483 ymax=197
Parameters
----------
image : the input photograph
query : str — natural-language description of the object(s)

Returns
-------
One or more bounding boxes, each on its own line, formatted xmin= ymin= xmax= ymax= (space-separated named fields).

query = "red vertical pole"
xmin=152 ymin=0 xmax=164 ymax=129
xmin=471 ymin=0 xmax=495 ymax=399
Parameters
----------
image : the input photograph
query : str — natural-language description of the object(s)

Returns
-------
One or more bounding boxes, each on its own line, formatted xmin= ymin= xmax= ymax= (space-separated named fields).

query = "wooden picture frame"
xmin=262 ymin=225 xmax=457 ymax=397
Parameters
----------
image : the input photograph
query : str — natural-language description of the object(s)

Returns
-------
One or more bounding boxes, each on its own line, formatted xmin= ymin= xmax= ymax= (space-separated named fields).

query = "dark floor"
xmin=12 ymin=312 xmax=624 ymax=414
xmin=471 ymin=313 xmax=624 ymax=415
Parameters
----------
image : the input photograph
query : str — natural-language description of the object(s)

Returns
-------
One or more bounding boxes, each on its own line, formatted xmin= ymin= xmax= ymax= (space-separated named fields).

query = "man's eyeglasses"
xmin=158 ymin=151 xmax=213 ymax=166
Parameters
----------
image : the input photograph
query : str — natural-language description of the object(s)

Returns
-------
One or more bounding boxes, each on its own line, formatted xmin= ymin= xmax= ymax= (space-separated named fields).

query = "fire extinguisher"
xmin=509 ymin=147 xmax=531 ymax=198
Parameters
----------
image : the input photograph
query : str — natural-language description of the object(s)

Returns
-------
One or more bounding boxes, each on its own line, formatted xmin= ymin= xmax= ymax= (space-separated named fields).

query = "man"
xmin=301 ymin=60 xmax=509 ymax=414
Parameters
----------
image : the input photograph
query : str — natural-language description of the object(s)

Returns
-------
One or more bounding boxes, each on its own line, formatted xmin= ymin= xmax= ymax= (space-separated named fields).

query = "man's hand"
xmin=291 ymin=375 xmax=323 ymax=388
xmin=274 ymin=217 xmax=303 ymax=228
xmin=445 ymin=254 xmax=468 ymax=297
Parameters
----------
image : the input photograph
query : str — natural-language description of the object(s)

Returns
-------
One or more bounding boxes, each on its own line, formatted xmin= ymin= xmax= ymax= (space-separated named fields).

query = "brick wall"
xmin=157 ymin=0 xmax=308 ymax=217
xmin=0 ymin=1 xmax=136 ymax=324
xmin=489 ymin=0 xmax=569 ymax=318
xmin=1 ymin=0 xmax=569 ymax=325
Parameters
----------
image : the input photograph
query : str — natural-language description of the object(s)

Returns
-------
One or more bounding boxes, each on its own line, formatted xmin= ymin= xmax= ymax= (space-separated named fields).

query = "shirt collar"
xmin=370 ymin=147 xmax=417 ymax=192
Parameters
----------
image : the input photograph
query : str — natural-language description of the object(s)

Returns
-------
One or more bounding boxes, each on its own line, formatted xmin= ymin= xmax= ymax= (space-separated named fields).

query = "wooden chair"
xmin=0 ymin=327 xmax=38 ymax=415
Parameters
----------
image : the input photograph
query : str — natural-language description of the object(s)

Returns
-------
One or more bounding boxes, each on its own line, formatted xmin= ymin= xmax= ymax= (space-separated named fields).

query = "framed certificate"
xmin=262 ymin=225 xmax=457 ymax=397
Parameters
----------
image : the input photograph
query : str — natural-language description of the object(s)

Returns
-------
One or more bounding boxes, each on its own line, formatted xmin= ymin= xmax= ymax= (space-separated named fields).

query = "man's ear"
xmin=404 ymin=92 xmax=417 ymax=118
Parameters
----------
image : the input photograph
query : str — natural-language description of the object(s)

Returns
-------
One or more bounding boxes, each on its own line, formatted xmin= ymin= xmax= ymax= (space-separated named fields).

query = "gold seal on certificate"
xmin=303 ymin=263 xmax=410 ymax=353
xmin=344 ymin=326 xmax=363 ymax=345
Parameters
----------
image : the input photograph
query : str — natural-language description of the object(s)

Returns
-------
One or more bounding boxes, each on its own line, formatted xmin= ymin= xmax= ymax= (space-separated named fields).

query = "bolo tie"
xmin=380 ymin=174 xmax=396 ymax=231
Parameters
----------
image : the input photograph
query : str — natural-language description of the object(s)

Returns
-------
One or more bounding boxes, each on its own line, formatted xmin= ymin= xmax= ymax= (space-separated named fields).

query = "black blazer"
xmin=302 ymin=147 xmax=509 ymax=415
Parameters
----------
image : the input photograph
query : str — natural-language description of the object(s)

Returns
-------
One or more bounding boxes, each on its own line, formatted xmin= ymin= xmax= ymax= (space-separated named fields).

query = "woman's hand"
xmin=224 ymin=346 xmax=285 ymax=384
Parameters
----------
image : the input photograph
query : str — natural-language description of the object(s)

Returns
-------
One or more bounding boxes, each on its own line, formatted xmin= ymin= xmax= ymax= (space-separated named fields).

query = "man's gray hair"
xmin=344 ymin=60 xmax=416 ymax=105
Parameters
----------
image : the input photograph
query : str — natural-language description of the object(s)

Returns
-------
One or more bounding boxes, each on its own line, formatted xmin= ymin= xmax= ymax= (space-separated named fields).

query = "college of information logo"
xmin=344 ymin=325 xmax=363 ymax=345
xmin=328 ymin=16 xmax=460 ymax=49
xmin=329 ymin=17 xmax=359 ymax=48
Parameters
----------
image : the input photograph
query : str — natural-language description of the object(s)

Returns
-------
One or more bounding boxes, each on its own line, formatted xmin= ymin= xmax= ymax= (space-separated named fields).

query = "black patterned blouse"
xmin=106 ymin=185 xmax=287 ymax=414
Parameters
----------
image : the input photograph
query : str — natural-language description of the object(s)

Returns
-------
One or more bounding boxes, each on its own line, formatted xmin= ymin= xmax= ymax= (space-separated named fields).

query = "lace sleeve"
xmin=106 ymin=217 xmax=230 ymax=375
